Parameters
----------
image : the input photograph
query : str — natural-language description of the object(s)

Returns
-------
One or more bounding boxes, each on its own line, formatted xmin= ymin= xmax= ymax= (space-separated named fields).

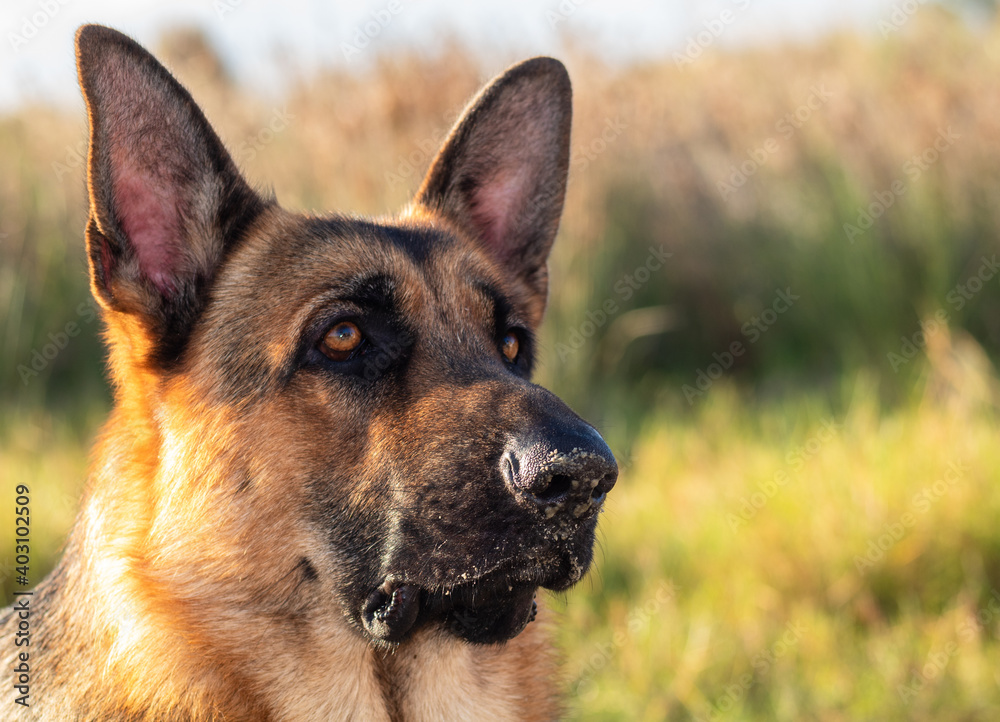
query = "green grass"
xmin=0 ymin=407 xmax=103 ymax=597
xmin=554 ymin=387 xmax=1000 ymax=720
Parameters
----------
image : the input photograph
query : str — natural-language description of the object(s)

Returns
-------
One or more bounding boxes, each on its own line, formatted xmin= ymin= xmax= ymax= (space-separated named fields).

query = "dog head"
xmin=76 ymin=25 xmax=617 ymax=647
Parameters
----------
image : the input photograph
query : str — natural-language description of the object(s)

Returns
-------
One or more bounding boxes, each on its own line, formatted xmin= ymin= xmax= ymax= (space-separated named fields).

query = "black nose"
xmin=501 ymin=426 xmax=618 ymax=519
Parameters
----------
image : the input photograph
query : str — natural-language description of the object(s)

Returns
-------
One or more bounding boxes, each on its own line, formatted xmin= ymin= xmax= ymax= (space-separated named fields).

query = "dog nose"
xmin=501 ymin=427 xmax=618 ymax=518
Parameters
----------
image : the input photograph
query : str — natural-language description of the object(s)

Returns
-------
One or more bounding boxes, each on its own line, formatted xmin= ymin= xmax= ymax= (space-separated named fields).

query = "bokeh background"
xmin=3 ymin=0 xmax=1000 ymax=719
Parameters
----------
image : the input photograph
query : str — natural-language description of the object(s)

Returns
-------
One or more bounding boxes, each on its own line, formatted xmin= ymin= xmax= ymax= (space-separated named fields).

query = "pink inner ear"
xmin=469 ymin=167 xmax=530 ymax=261
xmin=113 ymin=170 xmax=182 ymax=296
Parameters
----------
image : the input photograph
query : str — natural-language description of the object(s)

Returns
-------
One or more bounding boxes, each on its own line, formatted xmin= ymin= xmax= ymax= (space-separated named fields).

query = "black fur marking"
xmin=298 ymin=557 xmax=318 ymax=582
xmin=235 ymin=473 xmax=253 ymax=494
xmin=381 ymin=224 xmax=449 ymax=266
xmin=303 ymin=217 xmax=450 ymax=267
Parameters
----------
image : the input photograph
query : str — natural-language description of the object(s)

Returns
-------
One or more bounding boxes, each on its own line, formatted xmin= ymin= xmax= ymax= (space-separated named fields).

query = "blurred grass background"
xmin=3 ymin=5 xmax=1000 ymax=719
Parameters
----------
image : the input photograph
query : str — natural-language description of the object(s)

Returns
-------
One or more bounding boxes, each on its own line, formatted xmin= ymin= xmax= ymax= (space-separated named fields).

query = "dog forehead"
xmin=246 ymin=213 xmax=503 ymax=310
xmin=206 ymin=210 xmax=507 ymax=348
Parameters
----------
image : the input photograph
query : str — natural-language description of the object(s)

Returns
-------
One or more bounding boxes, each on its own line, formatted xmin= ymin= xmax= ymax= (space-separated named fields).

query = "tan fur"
xmin=0 ymin=25 xmax=617 ymax=721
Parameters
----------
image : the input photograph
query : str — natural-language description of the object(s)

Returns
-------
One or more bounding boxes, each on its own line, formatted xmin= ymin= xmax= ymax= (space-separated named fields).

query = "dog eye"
xmin=321 ymin=321 xmax=364 ymax=361
xmin=501 ymin=330 xmax=520 ymax=363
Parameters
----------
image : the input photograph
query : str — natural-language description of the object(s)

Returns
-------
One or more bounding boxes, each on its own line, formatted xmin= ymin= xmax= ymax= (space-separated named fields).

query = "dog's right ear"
xmin=413 ymin=58 xmax=572 ymax=314
xmin=76 ymin=25 xmax=267 ymax=366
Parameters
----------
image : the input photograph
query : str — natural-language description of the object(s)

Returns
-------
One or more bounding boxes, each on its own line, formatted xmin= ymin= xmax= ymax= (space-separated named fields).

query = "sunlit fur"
xmin=0 ymin=24 xmax=611 ymax=721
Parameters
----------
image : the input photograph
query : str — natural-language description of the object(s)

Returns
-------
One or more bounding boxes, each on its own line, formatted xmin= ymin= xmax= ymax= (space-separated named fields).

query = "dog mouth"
xmin=361 ymin=579 xmax=539 ymax=645
xmin=355 ymin=506 xmax=602 ymax=645
xmin=360 ymin=561 xmax=563 ymax=645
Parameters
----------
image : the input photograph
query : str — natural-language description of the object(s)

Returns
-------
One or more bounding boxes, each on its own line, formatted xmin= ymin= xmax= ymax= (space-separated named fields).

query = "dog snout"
xmin=501 ymin=426 xmax=618 ymax=518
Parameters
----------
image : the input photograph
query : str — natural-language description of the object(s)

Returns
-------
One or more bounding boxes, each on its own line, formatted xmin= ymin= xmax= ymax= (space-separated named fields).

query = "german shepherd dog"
xmin=1 ymin=25 xmax=617 ymax=720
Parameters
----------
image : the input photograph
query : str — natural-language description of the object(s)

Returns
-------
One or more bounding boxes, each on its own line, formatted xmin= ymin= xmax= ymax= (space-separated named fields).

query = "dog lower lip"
xmin=438 ymin=585 xmax=538 ymax=644
xmin=359 ymin=544 xmax=596 ymax=644
xmin=361 ymin=582 xmax=421 ymax=643
xmin=360 ymin=573 xmax=545 ymax=645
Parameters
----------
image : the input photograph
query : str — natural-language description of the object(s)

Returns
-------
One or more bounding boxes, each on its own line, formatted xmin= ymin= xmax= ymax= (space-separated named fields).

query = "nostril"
xmin=536 ymin=473 xmax=573 ymax=502
xmin=594 ymin=471 xmax=617 ymax=498
xmin=502 ymin=432 xmax=618 ymax=515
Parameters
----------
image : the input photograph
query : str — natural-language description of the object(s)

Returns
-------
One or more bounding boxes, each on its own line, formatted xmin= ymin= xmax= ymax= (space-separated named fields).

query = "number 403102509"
xmin=15 ymin=485 xmax=30 ymax=581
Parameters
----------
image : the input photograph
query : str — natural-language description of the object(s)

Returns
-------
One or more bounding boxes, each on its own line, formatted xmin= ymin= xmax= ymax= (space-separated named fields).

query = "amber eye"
xmin=501 ymin=331 xmax=520 ymax=363
xmin=321 ymin=321 xmax=363 ymax=361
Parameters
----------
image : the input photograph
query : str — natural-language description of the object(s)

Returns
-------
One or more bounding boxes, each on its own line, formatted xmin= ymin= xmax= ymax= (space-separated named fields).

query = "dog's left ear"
xmin=414 ymin=57 xmax=572 ymax=302
xmin=75 ymin=24 xmax=266 ymax=367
